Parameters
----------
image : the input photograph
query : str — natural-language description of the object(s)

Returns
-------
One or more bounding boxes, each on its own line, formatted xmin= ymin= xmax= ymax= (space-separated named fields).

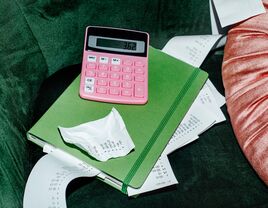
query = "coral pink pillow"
xmin=222 ymin=1 xmax=268 ymax=185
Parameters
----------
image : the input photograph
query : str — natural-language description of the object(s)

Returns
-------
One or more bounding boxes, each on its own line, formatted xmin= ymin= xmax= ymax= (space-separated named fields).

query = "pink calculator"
xmin=79 ymin=26 xmax=149 ymax=104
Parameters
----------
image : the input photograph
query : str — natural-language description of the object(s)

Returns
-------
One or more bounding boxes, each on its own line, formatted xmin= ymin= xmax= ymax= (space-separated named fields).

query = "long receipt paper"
xmin=24 ymin=2 xmax=256 ymax=204
xmin=24 ymin=35 xmax=226 ymax=207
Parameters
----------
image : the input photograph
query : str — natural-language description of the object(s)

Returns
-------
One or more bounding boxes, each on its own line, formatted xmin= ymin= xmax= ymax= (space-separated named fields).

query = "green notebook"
xmin=27 ymin=47 xmax=208 ymax=193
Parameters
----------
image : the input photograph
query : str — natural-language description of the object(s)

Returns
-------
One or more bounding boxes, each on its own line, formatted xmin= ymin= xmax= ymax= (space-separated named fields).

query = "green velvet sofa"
xmin=1 ymin=0 xmax=268 ymax=207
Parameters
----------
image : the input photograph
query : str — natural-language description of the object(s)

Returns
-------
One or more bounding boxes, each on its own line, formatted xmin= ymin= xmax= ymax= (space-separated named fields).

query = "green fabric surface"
xmin=0 ymin=1 xmax=47 ymax=207
xmin=18 ymin=0 xmax=211 ymax=75
xmin=0 ymin=0 xmax=268 ymax=207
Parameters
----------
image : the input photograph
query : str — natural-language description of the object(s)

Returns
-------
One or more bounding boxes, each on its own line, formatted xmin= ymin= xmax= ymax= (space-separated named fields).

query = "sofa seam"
xmin=14 ymin=0 xmax=49 ymax=76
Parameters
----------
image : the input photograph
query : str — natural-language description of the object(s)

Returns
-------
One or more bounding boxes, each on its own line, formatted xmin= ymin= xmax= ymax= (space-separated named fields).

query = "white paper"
xmin=23 ymin=147 xmax=100 ymax=208
xmin=25 ymin=22 xmax=230 ymax=204
xmin=162 ymin=35 xmax=226 ymax=123
xmin=209 ymin=0 xmax=230 ymax=35
xmin=212 ymin=0 xmax=265 ymax=28
xmin=127 ymin=155 xmax=178 ymax=196
xmin=205 ymin=79 xmax=225 ymax=107
xmin=197 ymin=84 xmax=225 ymax=124
xmin=163 ymin=100 xmax=216 ymax=155
xmin=162 ymin=35 xmax=223 ymax=67
xmin=210 ymin=0 xmax=221 ymax=35
xmin=59 ymin=108 xmax=135 ymax=162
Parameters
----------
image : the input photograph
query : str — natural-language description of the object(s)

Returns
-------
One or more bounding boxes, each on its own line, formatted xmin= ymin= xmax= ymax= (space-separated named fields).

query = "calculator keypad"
xmin=80 ymin=52 xmax=148 ymax=104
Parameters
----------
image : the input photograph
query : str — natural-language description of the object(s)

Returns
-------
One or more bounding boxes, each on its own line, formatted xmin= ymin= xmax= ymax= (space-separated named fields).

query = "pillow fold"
xmin=222 ymin=0 xmax=268 ymax=185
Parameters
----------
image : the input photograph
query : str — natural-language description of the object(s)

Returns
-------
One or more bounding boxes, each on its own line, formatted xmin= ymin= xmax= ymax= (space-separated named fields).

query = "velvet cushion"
xmin=222 ymin=0 xmax=268 ymax=185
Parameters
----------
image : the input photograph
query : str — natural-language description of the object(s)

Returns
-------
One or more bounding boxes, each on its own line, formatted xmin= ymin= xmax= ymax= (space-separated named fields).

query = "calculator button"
xmin=134 ymin=67 xmax=144 ymax=74
xmin=84 ymin=85 xmax=94 ymax=94
xmin=85 ymin=77 xmax=95 ymax=85
xmin=97 ymin=79 xmax=107 ymax=86
xmin=110 ymin=72 xmax=120 ymax=79
xmin=135 ymin=75 xmax=144 ymax=82
xmin=111 ymin=65 xmax=121 ymax=72
xmin=123 ymin=60 xmax=133 ymax=66
xmin=110 ymin=80 xmax=120 ymax=87
xmin=98 ymin=71 xmax=108 ymax=78
xmin=87 ymin=55 xmax=97 ymax=62
xmin=86 ymin=63 xmax=96 ymax=69
xmin=134 ymin=84 xmax=144 ymax=98
xmin=85 ymin=70 xmax=95 ymax=77
xmin=111 ymin=58 xmax=121 ymax=65
xmin=135 ymin=61 xmax=144 ymax=67
xmin=99 ymin=57 xmax=109 ymax=64
xmin=122 ymin=89 xmax=132 ymax=97
xmin=122 ymin=81 xmax=132 ymax=88
xmin=96 ymin=87 xmax=107 ymax=94
xmin=123 ymin=74 xmax=132 ymax=81
xmin=109 ymin=88 xmax=120 ymax=95
xmin=123 ymin=66 xmax=133 ymax=73
xmin=99 ymin=64 xmax=108 ymax=71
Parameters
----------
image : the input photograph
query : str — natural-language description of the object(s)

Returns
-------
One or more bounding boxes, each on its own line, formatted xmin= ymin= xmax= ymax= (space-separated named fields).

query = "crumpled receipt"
xmin=58 ymin=108 xmax=135 ymax=162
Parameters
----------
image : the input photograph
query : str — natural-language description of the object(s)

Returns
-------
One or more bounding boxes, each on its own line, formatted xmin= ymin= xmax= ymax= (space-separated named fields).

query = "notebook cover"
xmin=27 ymin=47 xmax=208 ymax=191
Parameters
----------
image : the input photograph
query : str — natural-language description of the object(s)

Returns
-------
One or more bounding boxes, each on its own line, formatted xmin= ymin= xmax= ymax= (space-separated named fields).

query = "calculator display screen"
xmin=96 ymin=38 xmax=137 ymax=51
xmin=86 ymin=27 xmax=148 ymax=57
